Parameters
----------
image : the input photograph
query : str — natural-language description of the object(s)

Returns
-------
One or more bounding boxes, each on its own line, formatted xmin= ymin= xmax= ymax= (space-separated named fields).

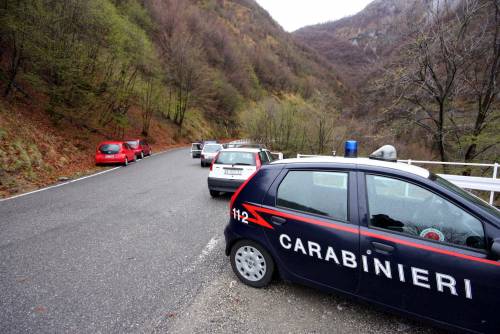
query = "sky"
xmin=255 ymin=0 xmax=373 ymax=32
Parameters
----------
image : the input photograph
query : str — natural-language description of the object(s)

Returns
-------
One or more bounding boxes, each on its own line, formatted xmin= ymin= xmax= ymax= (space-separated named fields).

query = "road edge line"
xmin=0 ymin=146 xmax=188 ymax=202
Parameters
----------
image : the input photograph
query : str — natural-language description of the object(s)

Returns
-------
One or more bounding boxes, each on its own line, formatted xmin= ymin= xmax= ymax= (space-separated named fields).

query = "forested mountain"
xmin=1 ymin=0 xmax=498 ymax=197
xmin=0 ymin=0 xmax=345 ymax=195
xmin=294 ymin=0 xmax=420 ymax=88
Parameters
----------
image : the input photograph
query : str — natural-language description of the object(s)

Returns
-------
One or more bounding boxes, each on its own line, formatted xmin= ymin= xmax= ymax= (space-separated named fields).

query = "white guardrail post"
xmin=491 ymin=163 xmax=498 ymax=205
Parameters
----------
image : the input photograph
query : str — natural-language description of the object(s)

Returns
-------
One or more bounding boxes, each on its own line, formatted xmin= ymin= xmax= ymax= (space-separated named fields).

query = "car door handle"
xmin=371 ymin=242 xmax=394 ymax=255
xmin=271 ymin=216 xmax=287 ymax=226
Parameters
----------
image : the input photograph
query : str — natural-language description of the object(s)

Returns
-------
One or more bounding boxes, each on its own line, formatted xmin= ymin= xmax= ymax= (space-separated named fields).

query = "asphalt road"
xmin=0 ymin=148 xmax=444 ymax=333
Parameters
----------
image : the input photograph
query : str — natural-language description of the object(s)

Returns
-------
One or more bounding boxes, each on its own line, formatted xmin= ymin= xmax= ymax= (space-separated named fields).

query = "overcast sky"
xmin=255 ymin=0 xmax=373 ymax=32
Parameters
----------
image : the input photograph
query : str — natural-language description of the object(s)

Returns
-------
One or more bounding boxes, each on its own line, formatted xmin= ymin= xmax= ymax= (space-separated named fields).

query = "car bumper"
xmin=191 ymin=151 xmax=201 ymax=158
xmin=201 ymin=157 xmax=216 ymax=164
xmin=207 ymin=177 xmax=244 ymax=193
xmin=224 ymin=223 xmax=241 ymax=255
xmin=96 ymin=158 xmax=125 ymax=164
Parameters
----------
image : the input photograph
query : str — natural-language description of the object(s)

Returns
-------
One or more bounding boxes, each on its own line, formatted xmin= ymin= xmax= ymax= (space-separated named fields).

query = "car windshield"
xmin=431 ymin=174 xmax=500 ymax=218
xmin=203 ymin=144 xmax=221 ymax=153
xmin=99 ymin=144 xmax=120 ymax=154
xmin=192 ymin=143 xmax=202 ymax=150
xmin=126 ymin=141 xmax=139 ymax=149
xmin=215 ymin=151 xmax=256 ymax=166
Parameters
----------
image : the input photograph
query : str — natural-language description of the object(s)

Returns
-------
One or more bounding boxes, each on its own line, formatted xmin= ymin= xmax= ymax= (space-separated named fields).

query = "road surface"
xmin=0 ymin=148 xmax=443 ymax=333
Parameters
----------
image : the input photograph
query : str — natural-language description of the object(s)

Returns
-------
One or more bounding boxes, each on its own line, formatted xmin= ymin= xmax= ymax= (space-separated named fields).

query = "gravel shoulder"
xmin=166 ymin=246 xmax=445 ymax=334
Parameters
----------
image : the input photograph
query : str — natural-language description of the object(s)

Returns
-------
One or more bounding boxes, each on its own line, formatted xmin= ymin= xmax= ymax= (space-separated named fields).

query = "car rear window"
xmin=203 ymin=144 xmax=221 ymax=153
xmin=215 ymin=151 xmax=256 ymax=166
xmin=126 ymin=141 xmax=139 ymax=149
xmin=99 ymin=144 xmax=120 ymax=154
xmin=192 ymin=143 xmax=202 ymax=150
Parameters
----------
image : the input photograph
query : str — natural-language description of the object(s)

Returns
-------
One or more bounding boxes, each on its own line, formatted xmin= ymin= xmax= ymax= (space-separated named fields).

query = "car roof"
xmin=125 ymin=139 xmax=140 ymax=141
xmin=220 ymin=147 xmax=265 ymax=153
xmin=99 ymin=141 xmax=124 ymax=145
xmin=272 ymin=156 xmax=430 ymax=178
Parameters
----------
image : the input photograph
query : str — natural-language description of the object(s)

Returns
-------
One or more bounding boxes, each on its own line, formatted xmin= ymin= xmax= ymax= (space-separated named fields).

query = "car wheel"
xmin=124 ymin=157 xmax=128 ymax=166
xmin=230 ymin=240 xmax=274 ymax=288
xmin=140 ymin=151 xmax=144 ymax=159
xmin=201 ymin=161 xmax=204 ymax=167
xmin=209 ymin=190 xmax=220 ymax=198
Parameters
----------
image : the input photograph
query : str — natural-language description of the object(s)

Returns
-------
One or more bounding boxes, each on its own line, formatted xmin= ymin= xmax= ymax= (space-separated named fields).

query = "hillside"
xmin=0 ymin=0 xmax=346 ymax=196
xmin=294 ymin=0 xmax=500 ymax=166
xmin=294 ymin=0 xmax=430 ymax=89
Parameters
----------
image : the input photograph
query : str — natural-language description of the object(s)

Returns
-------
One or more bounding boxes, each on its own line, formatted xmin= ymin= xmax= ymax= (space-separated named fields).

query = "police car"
xmin=224 ymin=142 xmax=500 ymax=333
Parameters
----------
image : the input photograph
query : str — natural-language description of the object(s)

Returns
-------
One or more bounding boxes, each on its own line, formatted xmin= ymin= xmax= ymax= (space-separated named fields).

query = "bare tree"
xmin=160 ymin=25 xmax=208 ymax=131
xmin=395 ymin=0 xmax=478 ymax=163
xmin=460 ymin=0 xmax=500 ymax=162
xmin=141 ymin=78 xmax=156 ymax=137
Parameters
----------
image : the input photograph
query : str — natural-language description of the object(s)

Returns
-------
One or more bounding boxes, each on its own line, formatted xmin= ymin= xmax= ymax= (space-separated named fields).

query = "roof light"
xmin=344 ymin=140 xmax=358 ymax=158
xmin=369 ymin=145 xmax=397 ymax=162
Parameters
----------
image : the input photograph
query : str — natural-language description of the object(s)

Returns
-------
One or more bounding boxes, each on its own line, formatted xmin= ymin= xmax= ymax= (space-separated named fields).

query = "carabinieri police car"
xmin=224 ymin=141 xmax=500 ymax=333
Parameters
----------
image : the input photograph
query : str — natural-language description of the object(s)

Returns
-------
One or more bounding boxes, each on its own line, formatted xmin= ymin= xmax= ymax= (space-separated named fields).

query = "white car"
xmin=200 ymin=143 xmax=223 ymax=167
xmin=207 ymin=147 xmax=274 ymax=197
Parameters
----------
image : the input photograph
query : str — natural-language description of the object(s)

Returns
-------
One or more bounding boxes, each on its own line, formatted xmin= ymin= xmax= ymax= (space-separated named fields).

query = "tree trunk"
xmin=4 ymin=43 xmax=22 ymax=97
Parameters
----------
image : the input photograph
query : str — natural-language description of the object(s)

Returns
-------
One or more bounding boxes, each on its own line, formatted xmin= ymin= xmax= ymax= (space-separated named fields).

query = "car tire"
xmin=124 ymin=157 xmax=128 ymax=166
xmin=209 ymin=190 xmax=220 ymax=197
xmin=230 ymin=240 xmax=274 ymax=288
xmin=201 ymin=161 xmax=204 ymax=167
xmin=140 ymin=151 xmax=144 ymax=159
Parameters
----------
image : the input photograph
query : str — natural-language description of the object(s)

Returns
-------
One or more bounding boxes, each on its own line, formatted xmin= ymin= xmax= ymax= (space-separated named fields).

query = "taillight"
xmin=230 ymin=170 xmax=258 ymax=211
xmin=256 ymin=153 xmax=262 ymax=170
xmin=210 ymin=152 xmax=220 ymax=171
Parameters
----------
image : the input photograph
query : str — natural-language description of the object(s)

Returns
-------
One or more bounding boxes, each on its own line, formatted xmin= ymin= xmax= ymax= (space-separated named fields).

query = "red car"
xmin=125 ymin=139 xmax=152 ymax=159
xmin=95 ymin=141 xmax=136 ymax=166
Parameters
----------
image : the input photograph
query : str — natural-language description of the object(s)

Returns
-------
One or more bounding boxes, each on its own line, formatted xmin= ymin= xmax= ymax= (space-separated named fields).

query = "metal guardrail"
xmin=399 ymin=160 xmax=499 ymax=205
xmin=295 ymin=154 xmax=499 ymax=205
xmin=271 ymin=152 xmax=284 ymax=160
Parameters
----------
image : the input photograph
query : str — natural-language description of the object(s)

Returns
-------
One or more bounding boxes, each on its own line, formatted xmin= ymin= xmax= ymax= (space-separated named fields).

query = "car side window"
xmin=277 ymin=171 xmax=348 ymax=221
xmin=366 ymin=174 xmax=485 ymax=250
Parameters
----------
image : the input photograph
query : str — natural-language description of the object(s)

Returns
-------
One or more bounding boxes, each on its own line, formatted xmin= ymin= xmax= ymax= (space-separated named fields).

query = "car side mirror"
xmin=491 ymin=239 xmax=500 ymax=259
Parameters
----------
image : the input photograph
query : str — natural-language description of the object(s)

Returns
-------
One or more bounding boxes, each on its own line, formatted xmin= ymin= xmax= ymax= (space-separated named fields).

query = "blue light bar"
xmin=344 ymin=140 xmax=358 ymax=158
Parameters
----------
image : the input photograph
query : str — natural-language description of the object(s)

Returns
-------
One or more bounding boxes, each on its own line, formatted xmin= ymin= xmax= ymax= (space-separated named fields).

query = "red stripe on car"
xmin=241 ymin=203 xmax=500 ymax=267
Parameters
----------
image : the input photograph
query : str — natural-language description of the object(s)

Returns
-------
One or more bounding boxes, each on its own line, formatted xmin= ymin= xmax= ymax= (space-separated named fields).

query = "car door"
xmin=261 ymin=167 xmax=360 ymax=293
xmin=358 ymin=172 xmax=500 ymax=332
xmin=139 ymin=140 xmax=146 ymax=153
xmin=124 ymin=143 xmax=134 ymax=160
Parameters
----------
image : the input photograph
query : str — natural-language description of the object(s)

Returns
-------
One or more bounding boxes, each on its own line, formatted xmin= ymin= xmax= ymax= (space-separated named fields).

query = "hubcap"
xmin=235 ymin=245 xmax=266 ymax=282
